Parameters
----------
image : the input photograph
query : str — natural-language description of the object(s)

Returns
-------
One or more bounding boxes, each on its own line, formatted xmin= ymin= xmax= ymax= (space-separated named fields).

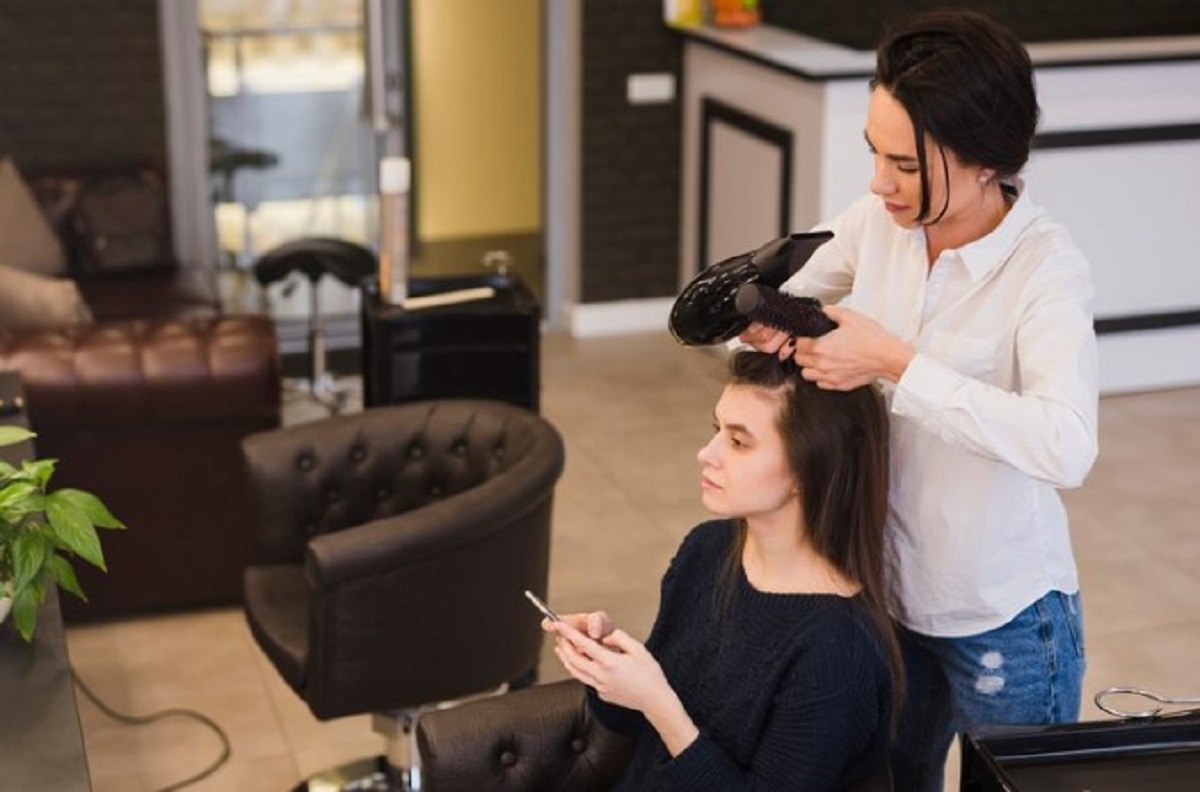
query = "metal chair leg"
xmin=304 ymin=275 xmax=353 ymax=416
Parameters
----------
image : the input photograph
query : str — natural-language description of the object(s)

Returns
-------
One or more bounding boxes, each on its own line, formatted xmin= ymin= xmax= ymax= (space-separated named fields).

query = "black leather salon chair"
xmin=253 ymin=236 xmax=376 ymax=414
xmin=240 ymin=399 xmax=565 ymax=791
xmin=417 ymin=679 xmax=633 ymax=792
xmin=418 ymin=680 xmax=893 ymax=791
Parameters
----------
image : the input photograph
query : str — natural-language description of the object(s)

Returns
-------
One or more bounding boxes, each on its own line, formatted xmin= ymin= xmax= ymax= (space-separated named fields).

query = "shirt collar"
xmin=955 ymin=178 xmax=1039 ymax=281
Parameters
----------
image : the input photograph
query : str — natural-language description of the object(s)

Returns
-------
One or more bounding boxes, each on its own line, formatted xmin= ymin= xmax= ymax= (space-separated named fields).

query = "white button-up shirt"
xmin=783 ymin=184 xmax=1099 ymax=636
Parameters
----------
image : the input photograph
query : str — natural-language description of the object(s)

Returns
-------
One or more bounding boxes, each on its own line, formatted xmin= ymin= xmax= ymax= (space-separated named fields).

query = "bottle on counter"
xmin=664 ymin=0 xmax=705 ymax=27
xmin=378 ymin=156 xmax=411 ymax=304
xmin=711 ymin=0 xmax=760 ymax=28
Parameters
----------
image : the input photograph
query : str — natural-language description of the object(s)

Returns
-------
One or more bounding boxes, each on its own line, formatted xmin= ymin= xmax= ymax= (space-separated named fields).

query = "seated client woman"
xmin=545 ymin=350 xmax=902 ymax=791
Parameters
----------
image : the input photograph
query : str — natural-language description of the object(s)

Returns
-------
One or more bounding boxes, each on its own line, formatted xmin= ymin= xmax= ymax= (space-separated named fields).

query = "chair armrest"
xmin=304 ymin=453 xmax=558 ymax=588
xmin=417 ymin=680 xmax=633 ymax=792
xmin=298 ymin=443 xmax=561 ymax=715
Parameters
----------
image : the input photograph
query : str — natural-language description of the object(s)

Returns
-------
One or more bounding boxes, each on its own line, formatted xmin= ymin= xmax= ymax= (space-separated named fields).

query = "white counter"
xmin=674 ymin=21 xmax=1200 ymax=80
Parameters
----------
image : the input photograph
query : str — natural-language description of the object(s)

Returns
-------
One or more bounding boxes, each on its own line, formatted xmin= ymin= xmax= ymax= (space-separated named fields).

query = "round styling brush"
xmin=734 ymin=282 xmax=837 ymax=338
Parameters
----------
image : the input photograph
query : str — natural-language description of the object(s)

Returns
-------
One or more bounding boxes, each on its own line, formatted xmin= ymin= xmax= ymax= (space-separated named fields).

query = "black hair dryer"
xmin=668 ymin=231 xmax=838 ymax=346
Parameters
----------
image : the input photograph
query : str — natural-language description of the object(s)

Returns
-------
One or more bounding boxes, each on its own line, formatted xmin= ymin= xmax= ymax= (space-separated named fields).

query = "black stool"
xmin=253 ymin=237 xmax=376 ymax=415
xmin=208 ymin=136 xmax=279 ymax=270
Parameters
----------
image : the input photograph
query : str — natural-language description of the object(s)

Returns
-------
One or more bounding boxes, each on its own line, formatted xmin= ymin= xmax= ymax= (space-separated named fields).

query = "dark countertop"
xmin=0 ymin=372 xmax=91 ymax=790
xmin=0 ymin=587 xmax=92 ymax=791
xmin=408 ymin=231 xmax=543 ymax=307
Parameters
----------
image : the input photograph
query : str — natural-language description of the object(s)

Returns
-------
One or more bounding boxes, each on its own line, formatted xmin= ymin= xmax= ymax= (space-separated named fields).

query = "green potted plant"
xmin=0 ymin=426 xmax=124 ymax=642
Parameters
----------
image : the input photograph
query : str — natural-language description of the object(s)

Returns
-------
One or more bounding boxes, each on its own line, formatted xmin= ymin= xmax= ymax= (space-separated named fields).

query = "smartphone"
xmin=523 ymin=589 xmax=560 ymax=622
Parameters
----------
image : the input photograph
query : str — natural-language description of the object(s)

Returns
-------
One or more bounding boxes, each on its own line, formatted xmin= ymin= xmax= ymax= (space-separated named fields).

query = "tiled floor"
xmin=63 ymin=330 xmax=1200 ymax=791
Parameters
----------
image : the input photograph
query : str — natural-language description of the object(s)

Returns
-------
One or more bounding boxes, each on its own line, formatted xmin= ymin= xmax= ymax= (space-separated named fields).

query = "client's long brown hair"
xmin=718 ymin=350 xmax=903 ymax=726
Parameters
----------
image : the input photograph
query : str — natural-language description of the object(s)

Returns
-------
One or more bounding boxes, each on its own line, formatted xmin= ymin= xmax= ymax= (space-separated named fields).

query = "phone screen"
xmin=523 ymin=589 xmax=560 ymax=621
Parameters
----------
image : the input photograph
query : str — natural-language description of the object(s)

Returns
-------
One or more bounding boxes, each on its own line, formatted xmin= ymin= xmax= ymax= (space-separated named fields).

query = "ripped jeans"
xmin=890 ymin=591 xmax=1086 ymax=792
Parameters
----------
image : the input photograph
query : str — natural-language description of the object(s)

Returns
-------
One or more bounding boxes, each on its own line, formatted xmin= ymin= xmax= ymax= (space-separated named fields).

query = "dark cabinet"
xmin=361 ymin=274 xmax=541 ymax=411
xmin=961 ymin=715 xmax=1200 ymax=791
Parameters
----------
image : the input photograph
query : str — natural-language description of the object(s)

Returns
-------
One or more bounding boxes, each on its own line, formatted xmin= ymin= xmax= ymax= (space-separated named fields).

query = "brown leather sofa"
xmin=0 ymin=168 xmax=282 ymax=622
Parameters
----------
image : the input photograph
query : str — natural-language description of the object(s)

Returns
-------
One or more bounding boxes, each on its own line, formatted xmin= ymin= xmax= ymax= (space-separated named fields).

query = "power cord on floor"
xmin=70 ymin=667 xmax=232 ymax=791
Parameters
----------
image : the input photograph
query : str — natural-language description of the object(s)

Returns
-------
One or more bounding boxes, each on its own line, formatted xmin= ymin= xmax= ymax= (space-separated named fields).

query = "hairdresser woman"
xmin=741 ymin=10 xmax=1098 ymax=791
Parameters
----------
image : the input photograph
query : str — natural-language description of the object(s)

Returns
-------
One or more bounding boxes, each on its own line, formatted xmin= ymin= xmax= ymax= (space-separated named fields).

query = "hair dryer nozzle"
xmin=668 ymin=230 xmax=834 ymax=346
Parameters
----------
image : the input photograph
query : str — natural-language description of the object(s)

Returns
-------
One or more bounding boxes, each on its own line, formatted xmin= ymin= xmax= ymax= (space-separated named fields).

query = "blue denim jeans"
xmin=890 ymin=591 xmax=1086 ymax=792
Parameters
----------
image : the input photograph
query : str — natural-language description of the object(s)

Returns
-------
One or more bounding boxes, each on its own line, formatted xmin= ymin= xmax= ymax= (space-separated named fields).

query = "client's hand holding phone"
xmin=524 ymin=590 xmax=615 ymax=640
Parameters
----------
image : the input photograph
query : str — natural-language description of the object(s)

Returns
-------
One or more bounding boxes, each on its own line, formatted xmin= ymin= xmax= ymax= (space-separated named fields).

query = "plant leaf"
xmin=20 ymin=458 xmax=56 ymax=488
xmin=44 ymin=498 xmax=106 ymax=571
xmin=49 ymin=489 xmax=125 ymax=530
xmin=0 ymin=426 xmax=35 ymax=448
xmin=12 ymin=584 xmax=42 ymax=642
xmin=47 ymin=555 xmax=86 ymax=601
xmin=0 ymin=481 xmax=41 ymax=513
xmin=9 ymin=531 xmax=48 ymax=594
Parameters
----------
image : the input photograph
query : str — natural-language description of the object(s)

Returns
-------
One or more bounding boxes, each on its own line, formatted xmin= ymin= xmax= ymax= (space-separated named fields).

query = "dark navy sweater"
xmin=589 ymin=519 xmax=892 ymax=791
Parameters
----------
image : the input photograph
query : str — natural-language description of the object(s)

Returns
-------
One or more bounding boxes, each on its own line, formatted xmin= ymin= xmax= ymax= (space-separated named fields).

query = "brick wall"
xmin=0 ymin=0 xmax=167 ymax=173
xmin=579 ymin=0 xmax=683 ymax=303
xmin=762 ymin=0 xmax=1200 ymax=51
